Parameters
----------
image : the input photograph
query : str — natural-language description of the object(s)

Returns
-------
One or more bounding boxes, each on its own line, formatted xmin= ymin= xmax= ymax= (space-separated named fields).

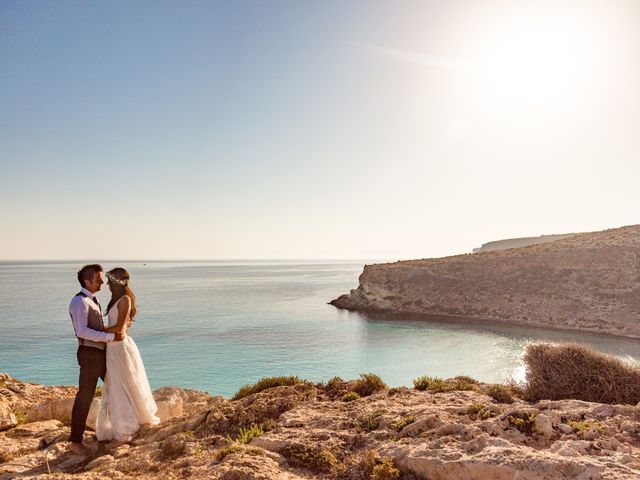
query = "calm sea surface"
xmin=1 ymin=260 xmax=639 ymax=398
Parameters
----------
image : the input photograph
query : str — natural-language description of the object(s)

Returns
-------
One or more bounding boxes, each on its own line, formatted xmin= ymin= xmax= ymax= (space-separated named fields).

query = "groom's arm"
xmin=69 ymin=296 xmax=115 ymax=343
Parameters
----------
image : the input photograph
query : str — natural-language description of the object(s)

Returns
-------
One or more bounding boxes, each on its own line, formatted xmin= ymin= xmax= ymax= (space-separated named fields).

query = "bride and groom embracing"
xmin=68 ymin=264 xmax=159 ymax=455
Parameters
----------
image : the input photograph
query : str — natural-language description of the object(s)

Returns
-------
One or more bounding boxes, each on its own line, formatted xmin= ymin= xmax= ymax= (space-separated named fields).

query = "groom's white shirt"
xmin=69 ymin=288 xmax=115 ymax=343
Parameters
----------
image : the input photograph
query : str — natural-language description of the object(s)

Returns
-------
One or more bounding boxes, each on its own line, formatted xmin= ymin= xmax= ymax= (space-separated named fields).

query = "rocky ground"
xmin=2 ymin=373 xmax=640 ymax=479
xmin=331 ymin=224 xmax=640 ymax=338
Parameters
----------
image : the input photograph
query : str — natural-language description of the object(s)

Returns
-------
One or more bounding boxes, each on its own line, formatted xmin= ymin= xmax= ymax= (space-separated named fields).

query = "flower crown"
xmin=106 ymin=272 xmax=129 ymax=286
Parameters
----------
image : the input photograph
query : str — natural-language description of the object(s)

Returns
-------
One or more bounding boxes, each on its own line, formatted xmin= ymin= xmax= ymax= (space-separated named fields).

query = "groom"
xmin=68 ymin=264 xmax=123 ymax=454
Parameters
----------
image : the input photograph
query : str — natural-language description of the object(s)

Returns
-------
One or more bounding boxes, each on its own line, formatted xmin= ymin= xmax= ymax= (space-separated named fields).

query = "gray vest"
xmin=71 ymin=292 xmax=106 ymax=350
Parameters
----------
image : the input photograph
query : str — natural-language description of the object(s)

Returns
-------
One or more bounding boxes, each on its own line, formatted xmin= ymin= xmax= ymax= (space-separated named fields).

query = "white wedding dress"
xmin=95 ymin=296 xmax=160 ymax=441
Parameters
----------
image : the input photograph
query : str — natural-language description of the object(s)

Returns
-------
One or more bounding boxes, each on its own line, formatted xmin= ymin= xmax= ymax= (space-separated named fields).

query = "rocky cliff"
xmin=331 ymin=225 xmax=640 ymax=338
xmin=2 ymin=372 xmax=640 ymax=479
xmin=472 ymin=233 xmax=577 ymax=253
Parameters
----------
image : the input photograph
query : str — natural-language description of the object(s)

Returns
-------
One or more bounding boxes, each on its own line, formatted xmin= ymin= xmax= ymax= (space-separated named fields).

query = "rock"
xmin=557 ymin=423 xmax=574 ymax=434
xmin=162 ymin=435 xmax=186 ymax=457
xmin=154 ymin=388 xmax=184 ymax=421
xmin=534 ymin=413 xmax=555 ymax=437
xmin=51 ymin=397 xmax=75 ymax=424
xmin=620 ymin=421 xmax=637 ymax=433
xmin=86 ymin=454 xmax=115 ymax=470
xmin=7 ymin=419 xmax=62 ymax=436
xmin=0 ymin=399 xmax=17 ymax=431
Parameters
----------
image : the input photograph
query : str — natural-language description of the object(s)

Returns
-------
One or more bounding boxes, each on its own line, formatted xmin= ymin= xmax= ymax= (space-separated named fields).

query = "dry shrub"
xmin=522 ymin=342 xmax=640 ymax=404
xmin=232 ymin=376 xmax=303 ymax=400
xmin=486 ymin=384 xmax=514 ymax=404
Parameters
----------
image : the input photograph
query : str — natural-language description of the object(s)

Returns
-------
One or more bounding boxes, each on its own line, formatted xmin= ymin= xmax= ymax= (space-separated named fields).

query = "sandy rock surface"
xmin=1 ymin=374 xmax=640 ymax=479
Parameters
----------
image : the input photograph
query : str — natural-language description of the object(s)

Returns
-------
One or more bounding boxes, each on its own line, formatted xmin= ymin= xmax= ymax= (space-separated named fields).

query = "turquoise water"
xmin=1 ymin=260 xmax=639 ymax=398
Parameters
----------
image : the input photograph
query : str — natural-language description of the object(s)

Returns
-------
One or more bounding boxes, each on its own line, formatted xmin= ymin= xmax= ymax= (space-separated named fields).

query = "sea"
xmin=1 ymin=260 xmax=639 ymax=398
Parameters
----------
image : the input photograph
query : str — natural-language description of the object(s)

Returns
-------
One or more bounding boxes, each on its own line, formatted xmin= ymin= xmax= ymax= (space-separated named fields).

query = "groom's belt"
xmin=77 ymin=338 xmax=107 ymax=350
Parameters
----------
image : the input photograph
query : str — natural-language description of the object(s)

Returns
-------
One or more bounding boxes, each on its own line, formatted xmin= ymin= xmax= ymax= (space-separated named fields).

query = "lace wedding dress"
xmin=95 ymin=296 xmax=160 ymax=441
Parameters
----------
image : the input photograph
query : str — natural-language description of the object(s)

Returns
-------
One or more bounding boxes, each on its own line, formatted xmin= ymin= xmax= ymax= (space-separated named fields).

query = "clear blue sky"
xmin=1 ymin=0 xmax=639 ymax=259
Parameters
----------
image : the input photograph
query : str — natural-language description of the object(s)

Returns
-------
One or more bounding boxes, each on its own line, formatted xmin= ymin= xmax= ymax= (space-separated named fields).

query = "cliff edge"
xmin=331 ymin=224 xmax=640 ymax=338
xmin=2 ymin=371 xmax=640 ymax=479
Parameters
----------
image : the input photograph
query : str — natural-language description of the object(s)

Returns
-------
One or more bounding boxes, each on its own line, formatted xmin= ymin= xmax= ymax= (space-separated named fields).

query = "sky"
xmin=1 ymin=0 xmax=639 ymax=260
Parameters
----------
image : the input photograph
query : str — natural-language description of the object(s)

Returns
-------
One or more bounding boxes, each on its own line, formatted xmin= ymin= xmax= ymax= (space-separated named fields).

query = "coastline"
xmin=331 ymin=224 xmax=640 ymax=339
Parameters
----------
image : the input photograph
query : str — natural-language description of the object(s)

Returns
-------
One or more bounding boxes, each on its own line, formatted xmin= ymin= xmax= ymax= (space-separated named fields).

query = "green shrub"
xmin=413 ymin=375 xmax=433 ymax=391
xmin=486 ymin=385 xmax=514 ymax=404
xmin=235 ymin=424 xmax=264 ymax=444
xmin=217 ymin=444 xmax=243 ymax=461
xmin=327 ymin=376 xmax=344 ymax=388
xmin=232 ymin=376 xmax=303 ymax=400
xmin=342 ymin=391 xmax=361 ymax=402
xmin=414 ymin=375 xmax=476 ymax=393
xmin=568 ymin=420 xmax=605 ymax=434
xmin=467 ymin=403 xmax=485 ymax=415
xmin=282 ymin=444 xmax=339 ymax=473
xmin=479 ymin=408 xmax=496 ymax=420
xmin=508 ymin=412 xmax=536 ymax=434
xmin=389 ymin=416 xmax=414 ymax=431
xmin=357 ymin=411 xmax=385 ymax=432
xmin=372 ymin=457 xmax=401 ymax=480
xmin=15 ymin=411 xmax=28 ymax=425
xmin=352 ymin=373 xmax=387 ymax=396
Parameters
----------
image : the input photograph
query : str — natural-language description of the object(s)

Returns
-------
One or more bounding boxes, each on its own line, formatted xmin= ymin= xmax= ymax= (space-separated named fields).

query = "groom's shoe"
xmin=68 ymin=442 xmax=91 ymax=456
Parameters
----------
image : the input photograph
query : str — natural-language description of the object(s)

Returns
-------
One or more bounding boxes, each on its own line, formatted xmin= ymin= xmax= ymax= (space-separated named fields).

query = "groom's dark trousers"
xmin=69 ymin=346 xmax=106 ymax=443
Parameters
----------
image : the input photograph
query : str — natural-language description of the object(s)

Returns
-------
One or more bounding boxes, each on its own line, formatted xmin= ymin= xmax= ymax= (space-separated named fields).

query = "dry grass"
xmin=522 ymin=342 xmax=640 ymax=404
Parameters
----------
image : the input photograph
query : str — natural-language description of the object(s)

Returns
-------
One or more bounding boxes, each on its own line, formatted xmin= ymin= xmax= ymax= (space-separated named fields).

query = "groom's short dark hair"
xmin=77 ymin=264 xmax=103 ymax=288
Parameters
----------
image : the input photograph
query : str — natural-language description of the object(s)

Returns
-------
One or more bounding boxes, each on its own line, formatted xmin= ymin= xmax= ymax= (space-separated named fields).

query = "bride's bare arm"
xmin=104 ymin=296 xmax=131 ymax=334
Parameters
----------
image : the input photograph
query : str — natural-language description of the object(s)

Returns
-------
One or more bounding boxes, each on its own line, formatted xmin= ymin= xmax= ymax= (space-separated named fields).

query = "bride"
xmin=95 ymin=267 xmax=160 ymax=443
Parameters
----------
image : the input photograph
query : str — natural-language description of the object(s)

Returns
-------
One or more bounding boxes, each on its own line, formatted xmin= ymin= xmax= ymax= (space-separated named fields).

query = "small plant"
xmin=387 ymin=387 xmax=406 ymax=396
xmin=426 ymin=378 xmax=452 ymax=393
xmin=180 ymin=430 xmax=195 ymax=439
xmin=261 ymin=418 xmax=277 ymax=431
xmin=232 ymin=376 xmax=303 ymax=400
xmin=235 ymin=424 xmax=264 ymax=444
xmin=352 ymin=373 xmax=387 ymax=396
xmin=508 ymin=412 xmax=536 ymax=434
xmin=479 ymin=408 xmax=497 ymax=420
xmin=246 ymin=447 xmax=265 ymax=456
xmin=414 ymin=375 xmax=476 ymax=393
xmin=486 ymin=385 xmax=514 ymax=404
xmin=326 ymin=376 xmax=344 ymax=388
xmin=15 ymin=411 xmax=28 ymax=425
xmin=217 ymin=444 xmax=243 ymax=461
xmin=94 ymin=386 xmax=102 ymax=397
xmin=413 ymin=375 xmax=433 ymax=391
xmin=454 ymin=375 xmax=479 ymax=385
xmin=282 ymin=444 xmax=340 ymax=473
xmin=568 ymin=420 xmax=605 ymax=434
xmin=372 ymin=456 xmax=401 ymax=480
xmin=342 ymin=391 xmax=361 ymax=402
xmin=389 ymin=416 xmax=414 ymax=431
xmin=467 ymin=403 xmax=485 ymax=415
xmin=357 ymin=410 xmax=385 ymax=432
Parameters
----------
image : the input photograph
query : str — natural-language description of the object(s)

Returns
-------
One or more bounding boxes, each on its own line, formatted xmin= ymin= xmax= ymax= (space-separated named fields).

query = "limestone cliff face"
xmin=331 ymin=225 xmax=640 ymax=338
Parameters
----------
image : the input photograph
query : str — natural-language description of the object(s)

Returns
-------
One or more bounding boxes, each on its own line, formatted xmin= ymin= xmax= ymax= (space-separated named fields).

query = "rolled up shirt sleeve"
xmin=69 ymin=296 xmax=115 ymax=343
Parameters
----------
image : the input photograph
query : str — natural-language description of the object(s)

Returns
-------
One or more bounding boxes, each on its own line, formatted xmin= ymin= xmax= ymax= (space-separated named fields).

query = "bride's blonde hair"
xmin=106 ymin=267 xmax=137 ymax=321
